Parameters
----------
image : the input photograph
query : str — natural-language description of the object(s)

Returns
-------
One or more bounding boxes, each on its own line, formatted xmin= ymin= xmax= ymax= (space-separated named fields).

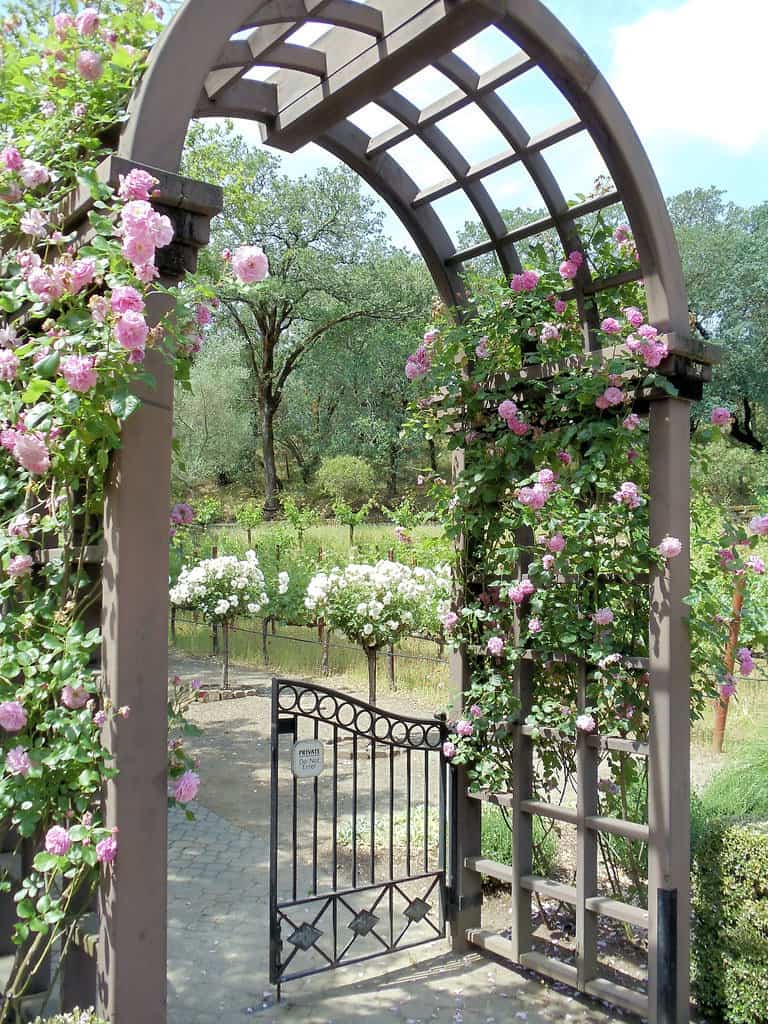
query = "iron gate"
xmin=269 ymin=677 xmax=450 ymax=991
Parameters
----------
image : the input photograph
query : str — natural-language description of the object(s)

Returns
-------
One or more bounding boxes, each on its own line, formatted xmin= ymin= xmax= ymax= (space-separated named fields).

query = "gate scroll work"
xmin=269 ymin=679 xmax=449 ymax=993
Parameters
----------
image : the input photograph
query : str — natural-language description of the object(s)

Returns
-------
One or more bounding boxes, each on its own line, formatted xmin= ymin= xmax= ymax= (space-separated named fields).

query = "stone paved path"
xmin=167 ymin=654 xmax=637 ymax=1024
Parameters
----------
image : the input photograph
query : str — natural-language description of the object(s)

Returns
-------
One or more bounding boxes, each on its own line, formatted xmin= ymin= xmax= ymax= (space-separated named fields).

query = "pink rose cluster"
xmin=593 ymin=607 xmax=614 ymax=626
xmin=1 ymin=146 xmax=50 ymax=203
xmin=510 ymin=269 xmax=540 ymax=292
xmin=559 ymin=251 xmax=584 ymax=281
xmin=170 ymin=502 xmax=194 ymax=526
xmin=613 ymin=481 xmax=642 ymax=510
xmin=626 ymin=324 xmax=668 ymax=368
xmin=518 ymin=468 xmax=558 ymax=511
xmin=497 ymin=399 xmax=529 ymax=436
xmin=737 ymin=647 xmax=755 ymax=677
xmin=749 ymin=514 xmax=768 ymax=536
xmin=24 ymin=256 xmax=96 ymax=306
xmin=440 ymin=610 xmax=459 ymax=631
xmin=508 ymin=577 xmax=535 ymax=604
xmin=595 ymin=385 xmax=625 ymax=410
xmin=118 ymin=199 xmax=173 ymax=284
xmin=405 ymin=344 xmax=431 ymax=381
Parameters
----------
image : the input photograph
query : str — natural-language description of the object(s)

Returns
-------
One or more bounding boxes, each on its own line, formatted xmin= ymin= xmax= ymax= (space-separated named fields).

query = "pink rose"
xmin=75 ymin=8 xmax=99 ymax=35
xmin=1 ymin=146 xmax=22 ymax=171
xmin=623 ymin=413 xmax=641 ymax=431
xmin=96 ymin=835 xmax=118 ymax=864
xmin=600 ymin=317 xmax=621 ymax=334
xmin=486 ymin=636 xmax=504 ymax=656
xmin=231 ymin=246 xmax=269 ymax=285
xmin=53 ymin=12 xmax=74 ymax=38
xmin=547 ymin=533 xmax=565 ymax=553
xmin=440 ymin=611 xmax=458 ymax=631
xmin=593 ymin=607 xmax=614 ymax=626
xmin=658 ymin=536 xmax=682 ymax=559
xmin=110 ymin=285 xmax=145 ymax=315
xmin=510 ymin=270 xmax=539 ymax=292
xmin=61 ymin=685 xmax=89 ymax=710
xmin=60 ymin=356 xmax=97 ymax=395
xmin=45 ymin=826 xmax=71 ymax=856
xmin=748 ymin=514 xmax=768 ymax=536
xmin=442 ymin=740 xmax=456 ymax=759
xmin=746 ymin=555 xmax=765 ymax=574
xmin=710 ymin=406 xmax=731 ymax=427
xmin=613 ymin=224 xmax=630 ymax=243
xmin=0 ymin=349 xmax=20 ymax=381
xmin=553 ymin=299 xmax=567 ymax=314
xmin=114 ymin=310 xmax=149 ymax=351
xmin=559 ymin=259 xmax=578 ymax=280
xmin=117 ymin=168 xmax=157 ymax=201
xmin=173 ymin=769 xmax=200 ymax=803
xmin=76 ymin=50 xmax=103 ymax=81
xmin=20 ymin=160 xmax=49 ymax=188
xmin=528 ymin=617 xmax=542 ymax=634
xmin=624 ymin=307 xmax=644 ymax=328
xmin=469 ymin=704 xmax=482 ymax=718
xmin=557 ymin=450 xmax=572 ymax=465
xmin=0 ymin=701 xmax=27 ymax=732
xmin=8 ymin=554 xmax=34 ymax=577
xmin=5 ymin=746 xmax=31 ymax=776
xmin=456 ymin=720 xmax=473 ymax=738
xmin=69 ymin=258 xmax=96 ymax=294
xmin=576 ymin=713 xmax=596 ymax=733
xmin=13 ymin=433 xmax=50 ymax=475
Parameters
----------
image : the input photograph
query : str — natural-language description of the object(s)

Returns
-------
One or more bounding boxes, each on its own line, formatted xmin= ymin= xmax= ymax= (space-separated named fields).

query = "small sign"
xmin=291 ymin=738 xmax=325 ymax=778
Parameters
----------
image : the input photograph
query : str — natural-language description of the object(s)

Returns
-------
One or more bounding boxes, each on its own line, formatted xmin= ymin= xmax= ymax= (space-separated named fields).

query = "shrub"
xmin=692 ymin=821 xmax=768 ymax=1023
xmin=698 ymin=740 xmax=768 ymax=822
xmin=316 ymin=455 xmax=375 ymax=507
xmin=481 ymin=803 xmax=557 ymax=881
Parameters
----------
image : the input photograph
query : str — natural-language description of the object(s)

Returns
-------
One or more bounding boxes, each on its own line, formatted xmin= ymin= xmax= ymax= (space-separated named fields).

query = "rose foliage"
xmin=0 ymin=1 xmax=211 ymax=1007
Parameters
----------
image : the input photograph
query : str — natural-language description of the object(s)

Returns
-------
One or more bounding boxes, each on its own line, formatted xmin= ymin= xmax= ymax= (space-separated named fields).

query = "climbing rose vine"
xmin=0 ymin=1 xmax=211 ymax=1007
xmin=405 ymin=221 xmax=717 ymax=894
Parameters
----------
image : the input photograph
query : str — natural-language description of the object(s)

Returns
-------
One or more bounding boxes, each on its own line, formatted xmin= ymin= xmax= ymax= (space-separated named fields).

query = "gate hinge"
xmin=446 ymin=890 xmax=482 ymax=914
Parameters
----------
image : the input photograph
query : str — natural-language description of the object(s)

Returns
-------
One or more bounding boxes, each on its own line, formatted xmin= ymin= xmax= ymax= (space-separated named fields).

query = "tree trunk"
xmin=262 ymin=398 xmax=280 ymax=519
xmin=221 ymin=622 xmax=230 ymax=689
xmin=387 ymin=443 xmax=398 ymax=500
xmin=366 ymin=646 xmax=378 ymax=705
xmin=428 ymin=437 xmax=438 ymax=473
xmin=713 ymin=574 xmax=745 ymax=752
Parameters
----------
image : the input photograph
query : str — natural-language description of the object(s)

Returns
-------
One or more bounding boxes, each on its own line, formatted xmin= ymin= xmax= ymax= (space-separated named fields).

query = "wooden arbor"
xmin=96 ymin=2 xmax=710 ymax=1022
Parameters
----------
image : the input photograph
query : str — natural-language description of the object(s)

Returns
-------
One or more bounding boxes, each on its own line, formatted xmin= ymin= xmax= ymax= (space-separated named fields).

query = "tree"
xmin=182 ymin=122 xmax=431 ymax=515
xmin=668 ymin=188 xmax=768 ymax=449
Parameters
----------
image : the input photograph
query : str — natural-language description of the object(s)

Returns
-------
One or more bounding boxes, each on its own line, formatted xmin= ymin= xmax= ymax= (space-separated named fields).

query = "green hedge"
xmin=692 ymin=821 xmax=768 ymax=1023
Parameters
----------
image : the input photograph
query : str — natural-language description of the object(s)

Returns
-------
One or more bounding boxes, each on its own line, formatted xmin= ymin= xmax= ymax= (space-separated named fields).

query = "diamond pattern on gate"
xmin=287 ymin=922 xmax=323 ymax=951
xmin=403 ymin=897 xmax=432 ymax=923
xmin=348 ymin=909 xmax=380 ymax=936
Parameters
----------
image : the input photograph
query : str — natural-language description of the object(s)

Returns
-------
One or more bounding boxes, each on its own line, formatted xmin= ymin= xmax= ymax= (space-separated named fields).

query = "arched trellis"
xmin=80 ymin=3 xmax=715 ymax=1023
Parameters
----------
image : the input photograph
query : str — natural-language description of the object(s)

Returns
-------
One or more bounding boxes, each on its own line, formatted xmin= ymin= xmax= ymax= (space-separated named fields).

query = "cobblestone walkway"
xmin=167 ymin=655 xmax=634 ymax=1024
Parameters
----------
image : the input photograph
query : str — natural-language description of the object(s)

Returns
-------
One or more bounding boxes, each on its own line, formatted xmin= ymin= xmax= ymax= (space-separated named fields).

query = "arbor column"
xmin=647 ymin=396 xmax=691 ymax=1024
xmin=94 ymin=158 xmax=222 ymax=1024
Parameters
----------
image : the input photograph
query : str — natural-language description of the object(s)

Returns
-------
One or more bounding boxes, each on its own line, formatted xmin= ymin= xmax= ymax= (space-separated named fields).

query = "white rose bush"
xmin=170 ymin=552 xmax=268 ymax=687
xmin=305 ymin=560 xmax=451 ymax=702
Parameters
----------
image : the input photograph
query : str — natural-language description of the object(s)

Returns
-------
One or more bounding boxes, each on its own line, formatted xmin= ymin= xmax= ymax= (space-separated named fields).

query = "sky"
xmin=216 ymin=0 xmax=767 ymax=248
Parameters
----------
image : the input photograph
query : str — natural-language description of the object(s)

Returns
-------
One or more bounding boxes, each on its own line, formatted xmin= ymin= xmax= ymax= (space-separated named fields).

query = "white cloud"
xmin=610 ymin=0 xmax=768 ymax=152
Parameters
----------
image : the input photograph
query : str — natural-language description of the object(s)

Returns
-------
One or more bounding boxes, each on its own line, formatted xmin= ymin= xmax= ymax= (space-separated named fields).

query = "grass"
xmin=691 ymin=674 xmax=768 ymax=751
xmin=170 ymin=614 xmax=450 ymax=704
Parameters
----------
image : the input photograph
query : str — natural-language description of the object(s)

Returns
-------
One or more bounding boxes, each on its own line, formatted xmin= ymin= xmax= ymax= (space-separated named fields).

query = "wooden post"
xmin=647 ymin=397 xmax=691 ymax=1024
xmin=447 ymin=450 xmax=482 ymax=951
xmin=97 ymin=162 xmax=222 ymax=1024
xmin=261 ymin=617 xmax=270 ymax=666
xmin=221 ymin=621 xmax=230 ymax=689
xmin=712 ymin=573 xmax=745 ymax=752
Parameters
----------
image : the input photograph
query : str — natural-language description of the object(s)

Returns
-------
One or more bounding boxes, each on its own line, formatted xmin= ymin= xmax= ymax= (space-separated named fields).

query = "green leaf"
xmin=32 ymin=852 xmax=59 ymax=873
xmin=21 ymin=380 xmax=54 ymax=404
